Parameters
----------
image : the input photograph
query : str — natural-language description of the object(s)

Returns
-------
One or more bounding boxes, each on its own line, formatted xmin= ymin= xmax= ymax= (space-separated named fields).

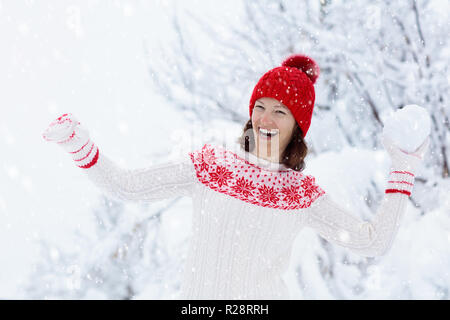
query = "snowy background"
xmin=1 ymin=0 xmax=449 ymax=299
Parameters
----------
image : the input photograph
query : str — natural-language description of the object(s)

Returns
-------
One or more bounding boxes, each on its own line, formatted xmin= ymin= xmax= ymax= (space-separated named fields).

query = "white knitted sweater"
xmin=83 ymin=143 xmax=415 ymax=300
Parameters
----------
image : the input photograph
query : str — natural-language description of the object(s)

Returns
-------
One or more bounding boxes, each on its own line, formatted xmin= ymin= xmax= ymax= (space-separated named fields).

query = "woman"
xmin=42 ymin=54 xmax=429 ymax=300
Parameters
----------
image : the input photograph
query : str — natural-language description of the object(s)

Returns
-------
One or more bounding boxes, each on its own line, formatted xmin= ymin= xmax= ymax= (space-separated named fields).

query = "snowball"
xmin=382 ymin=104 xmax=431 ymax=153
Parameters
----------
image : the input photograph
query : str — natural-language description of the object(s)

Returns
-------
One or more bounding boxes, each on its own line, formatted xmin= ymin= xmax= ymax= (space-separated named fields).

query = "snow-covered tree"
xmin=23 ymin=196 xmax=190 ymax=299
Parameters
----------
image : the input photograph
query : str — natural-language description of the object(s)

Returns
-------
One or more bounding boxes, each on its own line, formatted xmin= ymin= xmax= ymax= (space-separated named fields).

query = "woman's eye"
xmin=255 ymin=105 xmax=285 ymax=114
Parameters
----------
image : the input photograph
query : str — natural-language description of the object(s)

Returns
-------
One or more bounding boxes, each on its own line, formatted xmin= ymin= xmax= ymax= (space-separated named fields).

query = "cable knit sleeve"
xmin=82 ymin=151 xmax=197 ymax=203
xmin=303 ymin=191 xmax=410 ymax=257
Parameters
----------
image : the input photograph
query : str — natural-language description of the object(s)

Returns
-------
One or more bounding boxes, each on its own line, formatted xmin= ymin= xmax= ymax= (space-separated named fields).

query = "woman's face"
xmin=251 ymin=97 xmax=297 ymax=162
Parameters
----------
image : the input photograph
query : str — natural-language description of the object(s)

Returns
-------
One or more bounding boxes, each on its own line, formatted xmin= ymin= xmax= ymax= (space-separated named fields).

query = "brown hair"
xmin=236 ymin=119 xmax=308 ymax=172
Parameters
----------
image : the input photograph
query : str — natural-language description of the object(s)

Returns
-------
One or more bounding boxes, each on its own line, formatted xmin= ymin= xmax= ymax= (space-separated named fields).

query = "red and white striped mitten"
xmin=382 ymin=135 xmax=430 ymax=197
xmin=42 ymin=113 xmax=99 ymax=169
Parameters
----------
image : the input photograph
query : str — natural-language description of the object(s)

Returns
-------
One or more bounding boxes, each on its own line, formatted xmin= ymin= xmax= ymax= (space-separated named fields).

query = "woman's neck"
xmin=237 ymin=146 xmax=286 ymax=172
xmin=250 ymin=148 xmax=281 ymax=164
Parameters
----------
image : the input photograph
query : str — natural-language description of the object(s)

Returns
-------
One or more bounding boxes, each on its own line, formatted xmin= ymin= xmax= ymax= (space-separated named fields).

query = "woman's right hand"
xmin=42 ymin=113 xmax=99 ymax=168
xmin=42 ymin=113 xmax=79 ymax=142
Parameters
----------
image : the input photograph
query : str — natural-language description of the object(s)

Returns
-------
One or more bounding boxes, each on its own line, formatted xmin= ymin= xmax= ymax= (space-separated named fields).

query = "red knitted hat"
xmin=249 ymin=54 xmax=320 ymax=138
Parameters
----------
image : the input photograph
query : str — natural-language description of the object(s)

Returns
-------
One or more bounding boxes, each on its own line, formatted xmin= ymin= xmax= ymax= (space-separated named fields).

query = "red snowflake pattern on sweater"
xmin=195 ymin=147 xmax=216 ymax=172
xmin=231 ymin=176 xmax=256 ymax=198
xmin=209 ymin=166 xmax=234 ymax=187
xmin=301 ymin=176 xmax=322 ymax=198
xmin=281 ymin=185 xmax=302 ymax=205
xmin=188 ymin=143 xmax=325 ymax=210
xmin=257 ymin=185 xmax=280 ymax=205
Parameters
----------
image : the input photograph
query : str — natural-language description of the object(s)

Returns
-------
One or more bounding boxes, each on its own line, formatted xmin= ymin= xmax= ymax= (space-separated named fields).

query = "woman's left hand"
xmin=382 ymin=135 xmax=430 ymax=173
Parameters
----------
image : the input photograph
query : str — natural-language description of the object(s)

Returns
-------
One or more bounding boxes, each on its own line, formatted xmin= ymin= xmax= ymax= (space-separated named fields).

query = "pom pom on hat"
xmin=281 ymin=54 xmax=320 ymax=84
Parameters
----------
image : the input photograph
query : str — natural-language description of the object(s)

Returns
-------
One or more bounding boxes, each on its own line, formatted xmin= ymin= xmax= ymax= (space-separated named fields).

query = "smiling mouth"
xmin=258 ymin=127 xmax=279 ymax=139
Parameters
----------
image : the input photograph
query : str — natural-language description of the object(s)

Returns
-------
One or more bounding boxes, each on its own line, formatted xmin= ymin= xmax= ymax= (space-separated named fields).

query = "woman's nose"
xmin=260 ymin=111 xmax=274 ymax=125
